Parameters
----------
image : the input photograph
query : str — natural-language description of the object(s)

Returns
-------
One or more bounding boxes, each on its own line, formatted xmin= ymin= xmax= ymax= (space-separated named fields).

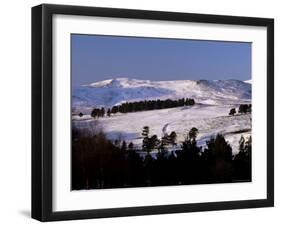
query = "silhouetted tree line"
xmin=91 ymin=107 xmax=105 ymax=118
xmin=141 ymin=126 xmax=177 ymax=155
xmin=238 ymin=104 xmax=252 ymax=114
xmin=229 ymin=104 xmax=252 ymax=116
xmin=91 ymin=98 xmax=195 ymax=118
xmin=72 ymin=126 xmax=251 ymax=190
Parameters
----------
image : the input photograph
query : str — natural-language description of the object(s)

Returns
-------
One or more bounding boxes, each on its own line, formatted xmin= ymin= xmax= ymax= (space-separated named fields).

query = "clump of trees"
xmin=111 ymin=98 xmax=195 ymax=114
xmin=141 ymin=126 xmax=177 ymax=155
xmin=91 ymin=98 xmax=195 ymax=118
xmin=91 ymin=107 xmax=105 ymax=118
xmin=229 ymin=108 xmax=236 ymax=116
xmin=72 ymin=125 xmax=252 ymax=190
xmin=229 ymin=104 xmax=251 ymax=116
xmin=238 ymin=104 xmax=252 ymax=114
xmin=233 ymin=136 xmax=252 ymax=180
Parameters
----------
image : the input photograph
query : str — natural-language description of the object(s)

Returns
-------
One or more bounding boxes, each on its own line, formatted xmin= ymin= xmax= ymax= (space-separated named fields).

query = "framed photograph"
xmin=32 ymin=4 xmax=274 ymax=221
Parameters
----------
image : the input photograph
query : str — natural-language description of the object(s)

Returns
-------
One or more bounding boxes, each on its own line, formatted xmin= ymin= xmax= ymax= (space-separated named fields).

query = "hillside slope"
xmin=72 ymin=78 xmax=251 ymax=113
xmin=72 ymin=78 xmax=251 ymax=154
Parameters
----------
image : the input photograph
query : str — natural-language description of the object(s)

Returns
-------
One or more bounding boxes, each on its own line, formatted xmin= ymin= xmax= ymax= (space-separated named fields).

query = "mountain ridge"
xmin=73 ymin=77 xmax=251 ymax=113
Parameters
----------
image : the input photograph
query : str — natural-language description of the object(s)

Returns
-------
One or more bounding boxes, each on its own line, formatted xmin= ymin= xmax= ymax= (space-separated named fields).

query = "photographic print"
xmin=32 ymin=4 xmax=273 ymax=221
xmin=71 ymin=35 xmax=252 ymax=190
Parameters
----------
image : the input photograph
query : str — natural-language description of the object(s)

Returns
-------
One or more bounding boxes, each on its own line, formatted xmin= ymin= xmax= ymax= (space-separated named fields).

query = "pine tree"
xmin=91 ymin=108 xmax=98 ymax=118
xmin=111 ymin=106 xmax=118 ymax=114
xmin=142 ymin=126 xmax=150 ymax=152
xmin=169 ymin=131 xmax=177 ymax=145
xmin=160 ymin=135 xmax=169 ymax=149
xmin=233 ymin=136 xmax=251 ymax=181
xmin=128 ymin=142 xmax=134 ymax=150
xmin=149 ymin=135 xmax=160 ymax=150
xmin=107 ymin=109 xmax=111 ymax=117
xmin=204 ymin=134 xmax=233 ymax=181
xmin=238 ymin=104 xmax=250 ymax=114
xmin=121 ymin=141 xmax=127 ymax=151
xmin=142 ymin=126 xmax=149 ymax=137
xmin=101 ymin=107 xmax=105 ymax=117
xmin=189 ymin=127 xmax=199 ymax=141
xmin=229 ymin=108 xmax=236 ymax=116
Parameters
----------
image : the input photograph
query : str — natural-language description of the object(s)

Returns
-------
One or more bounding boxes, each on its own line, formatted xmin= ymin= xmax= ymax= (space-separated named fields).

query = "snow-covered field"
xmin=72 ymin=78 xmax=251 ymax=154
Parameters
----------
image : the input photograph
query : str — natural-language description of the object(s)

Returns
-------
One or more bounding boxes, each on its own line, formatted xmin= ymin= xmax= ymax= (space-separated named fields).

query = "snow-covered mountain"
xmin=73 ymin=77 xmax=252 ymax=154
xmin=72 ymin=77 xmax=251 ymax=113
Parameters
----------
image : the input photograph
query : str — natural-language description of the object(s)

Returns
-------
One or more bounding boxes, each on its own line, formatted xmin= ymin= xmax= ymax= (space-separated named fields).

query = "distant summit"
xmin=244 ymin=79 xmax=252 ymax=84
xmin=73 ymin=78 xmax=251 ymax=113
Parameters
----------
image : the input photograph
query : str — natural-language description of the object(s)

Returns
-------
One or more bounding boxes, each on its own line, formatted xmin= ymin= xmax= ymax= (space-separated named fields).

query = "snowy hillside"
xmin=72 ymin=77 xmax=251 ymax=154
xmin=73 ymin=104 xmax=251 ymax=154
xmin=72 ymin=78 xmax=251 ymax=113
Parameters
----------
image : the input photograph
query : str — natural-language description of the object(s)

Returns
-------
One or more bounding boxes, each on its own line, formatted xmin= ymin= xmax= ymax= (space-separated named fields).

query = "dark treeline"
xmin=229 ymin=104 xmax=252 ymax=116
xmin=238 ymin=104 xmax=252 ymax=114
xmin=91 ymin=98 xmax=195 ymax=118
xmin=72 ymin=126 xmax=251 ymax=190
xmin=91 ymin=107 xmax=105 ymax=118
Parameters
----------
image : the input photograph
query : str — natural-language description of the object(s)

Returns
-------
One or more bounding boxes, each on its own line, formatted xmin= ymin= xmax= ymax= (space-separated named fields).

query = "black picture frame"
xmin=32 ymin=3 xmax=274 ymax=222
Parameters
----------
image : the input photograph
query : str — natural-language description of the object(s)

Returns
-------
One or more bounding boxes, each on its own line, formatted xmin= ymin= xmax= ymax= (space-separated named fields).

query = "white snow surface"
xmin=72 ymin=78 xmax=251 ymax=154
xmin=244 ymin=79 xmax=252 ymax=84
xmin=73 ymin=77 xmax=251 ymax=113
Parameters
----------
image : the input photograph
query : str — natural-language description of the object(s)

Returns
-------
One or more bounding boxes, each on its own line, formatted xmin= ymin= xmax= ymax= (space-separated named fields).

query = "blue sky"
xmin=71 ymin=34 xmax=251 ymax=87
